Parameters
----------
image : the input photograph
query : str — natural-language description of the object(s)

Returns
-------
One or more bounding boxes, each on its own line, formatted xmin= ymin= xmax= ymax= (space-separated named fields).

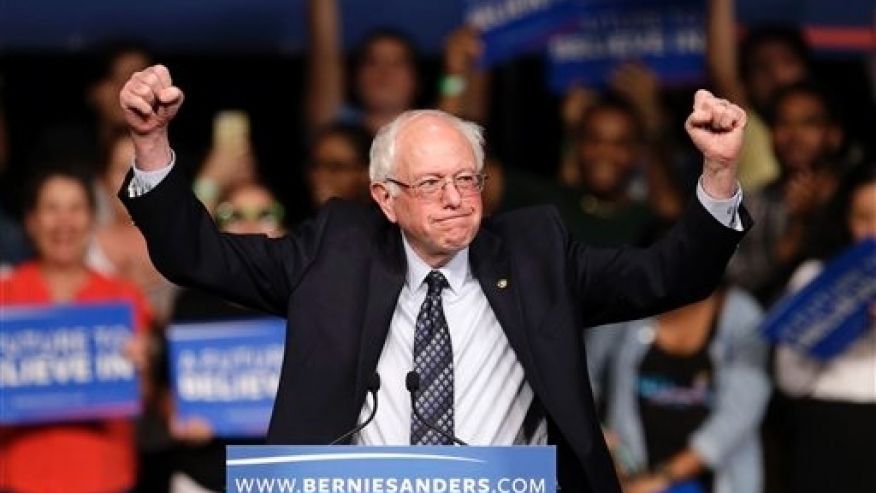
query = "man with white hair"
xmin=120 ymin=65 xmax=750 ymax=492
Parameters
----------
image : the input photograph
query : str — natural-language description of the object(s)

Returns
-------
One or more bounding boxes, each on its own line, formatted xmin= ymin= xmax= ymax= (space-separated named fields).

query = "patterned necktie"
xmin=410 ymin=270 xmax=455 ymax=445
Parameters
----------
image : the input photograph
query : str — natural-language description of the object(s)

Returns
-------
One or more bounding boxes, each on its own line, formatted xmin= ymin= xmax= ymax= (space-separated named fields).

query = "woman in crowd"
xmin=0 ymin=168 xmax=151 ymax=493
xmin=774 ymin=161 xmax=876 ymax=493
xmin=586 ymin=285 xmax=769 ymax=493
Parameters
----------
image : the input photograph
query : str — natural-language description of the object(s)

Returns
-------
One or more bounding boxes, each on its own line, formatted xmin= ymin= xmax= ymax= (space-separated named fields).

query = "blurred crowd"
xmin=0 ymin=1 xmax=874 ymax=492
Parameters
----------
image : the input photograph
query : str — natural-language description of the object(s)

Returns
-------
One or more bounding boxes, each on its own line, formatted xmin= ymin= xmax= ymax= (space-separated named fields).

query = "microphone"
xmin=329 ymin=372 xmax=381 ymax=445
xmin=406 ymin=371 xmax=468 ymax=446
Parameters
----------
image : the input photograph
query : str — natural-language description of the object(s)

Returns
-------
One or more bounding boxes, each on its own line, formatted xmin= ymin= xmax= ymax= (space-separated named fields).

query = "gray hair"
xmin=368 ymin=110 xmax=485 ymax=190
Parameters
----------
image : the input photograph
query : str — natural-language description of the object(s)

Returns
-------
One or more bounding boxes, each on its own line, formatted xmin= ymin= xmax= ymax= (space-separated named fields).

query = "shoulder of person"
xmin=0 ymin=262 xmax=41 ymax=299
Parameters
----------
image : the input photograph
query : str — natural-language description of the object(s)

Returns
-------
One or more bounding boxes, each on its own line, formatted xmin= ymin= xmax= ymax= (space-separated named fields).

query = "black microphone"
xmin=406 ymin=371 xmax=468 ymax=446
xmin=329 ymin=372 xmax=381 ymax=445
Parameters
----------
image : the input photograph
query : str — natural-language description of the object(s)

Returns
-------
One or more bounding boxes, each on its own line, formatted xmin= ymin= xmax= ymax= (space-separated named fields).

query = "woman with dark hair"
xmin=775 ymin=161 xmax=876 ymax=493
xmin=0 ymin=168 xmax=151 ymax=493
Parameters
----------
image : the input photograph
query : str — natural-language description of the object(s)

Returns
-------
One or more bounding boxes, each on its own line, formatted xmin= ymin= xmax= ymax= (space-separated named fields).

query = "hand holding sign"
xmin=685 ymin=90 xmax=746 ymax=199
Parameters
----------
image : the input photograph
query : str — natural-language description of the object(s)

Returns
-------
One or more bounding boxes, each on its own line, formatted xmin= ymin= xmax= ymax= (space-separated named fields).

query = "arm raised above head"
xmin=118 ymin=65 xmax=324 ymax=315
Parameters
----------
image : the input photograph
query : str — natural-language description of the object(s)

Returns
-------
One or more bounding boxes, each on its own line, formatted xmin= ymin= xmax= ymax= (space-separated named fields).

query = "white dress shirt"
xmin=355 ymin=236 xmax=546 ymax=445
xmin=130 ymin=158 xmax=744 ymax=444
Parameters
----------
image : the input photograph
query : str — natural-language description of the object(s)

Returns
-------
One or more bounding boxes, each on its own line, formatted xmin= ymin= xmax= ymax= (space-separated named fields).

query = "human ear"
xmin=370 ymin=182 xmax=398 ymax=223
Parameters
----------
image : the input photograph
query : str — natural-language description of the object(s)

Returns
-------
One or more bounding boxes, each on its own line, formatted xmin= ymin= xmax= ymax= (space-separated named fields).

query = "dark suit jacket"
xmin=121 ymin=165 xmax=749 ymax=492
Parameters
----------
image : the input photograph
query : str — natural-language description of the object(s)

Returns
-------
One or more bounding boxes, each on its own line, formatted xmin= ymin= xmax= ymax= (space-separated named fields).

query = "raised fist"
xmin=119 ymin=64 xmax=184 ymax=136
xmin=685 ymin=89 xmax=746 ymax=170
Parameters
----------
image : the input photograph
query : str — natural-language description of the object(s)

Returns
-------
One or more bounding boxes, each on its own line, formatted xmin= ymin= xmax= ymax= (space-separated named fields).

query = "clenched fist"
xmin=119 ymin=64 xmax=184 ymax=170
xmin=685 ymin=89 xmax=747 ymax=199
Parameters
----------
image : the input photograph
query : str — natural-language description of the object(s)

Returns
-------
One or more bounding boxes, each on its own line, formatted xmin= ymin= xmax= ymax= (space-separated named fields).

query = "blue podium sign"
xmin=548 ymin=0 xmax=706 ymax=92
xmin=0 ymin=302 xmax=139 ymax=424
xmin=227 ymin=445 xmax=556 ymax=493
xmin=761 ymin=239 xmax=876 ymax=360
xmin=167 ymin=318 xmax=286 ymax=437
xmin=466 ymin=0 xmax=579 ymax=67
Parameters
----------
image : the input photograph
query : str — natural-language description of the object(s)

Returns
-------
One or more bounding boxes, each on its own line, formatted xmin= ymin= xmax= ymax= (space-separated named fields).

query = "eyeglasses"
xmin=215 ymin=202 xmax=285 ymax=228
xmin=386 ymin=172 xmax=486 ymax=200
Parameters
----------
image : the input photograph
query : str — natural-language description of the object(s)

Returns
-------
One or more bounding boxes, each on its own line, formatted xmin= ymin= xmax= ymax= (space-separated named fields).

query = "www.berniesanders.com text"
xmin=233 ymin=476 xmax=548 ymax=493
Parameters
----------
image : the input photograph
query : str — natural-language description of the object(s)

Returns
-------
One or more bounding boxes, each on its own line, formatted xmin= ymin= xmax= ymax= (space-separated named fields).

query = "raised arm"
xmin=306 ymin=0 xmax=346 ymax=131
xmin=706 ymin=0 xmax=747 ymax=105
xmin=437 ymin=26 xmax=491 ymax=124
xmin=118 ymin=65 xmax=322 ymax=315
xmin=571 ymin=90 xmax=750 ymax=326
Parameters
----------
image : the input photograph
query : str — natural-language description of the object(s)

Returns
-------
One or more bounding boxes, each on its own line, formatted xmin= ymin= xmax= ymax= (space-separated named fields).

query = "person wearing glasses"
xmin=118 ymin=65 xmax=750 ymax=493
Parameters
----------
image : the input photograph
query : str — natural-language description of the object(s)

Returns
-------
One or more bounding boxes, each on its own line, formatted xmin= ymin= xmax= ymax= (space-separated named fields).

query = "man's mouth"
xmin=430 ymin=208 xmax=474 ymax=223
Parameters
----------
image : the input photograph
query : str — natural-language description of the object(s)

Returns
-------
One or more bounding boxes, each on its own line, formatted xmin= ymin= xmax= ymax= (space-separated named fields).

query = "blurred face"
xmin=576 ymin=108 xmax=640 ymax=198
xmin=356 ymin=37 xmax=417 ymax=115
xmin=308 ymin=133 xmax=369 ymax=206
xmin=216 ymin=185 xmax=284 ymax=237
xmin=848 ymin=182 xmax=876 ymax=242
xmin=91 ymin=51 xmax=151 ymax=127
xmin=771 ymin=92 xmax=840 ymax=173
xmin=102 ymin=137 xmax=135 ymax=217
xmin=748 ymin=41 xmax=807 ymax=108
xmin=371 ymin=117 xmax=482 ymax=267
xmin=26 ymin=176 xmax=94 ymax=267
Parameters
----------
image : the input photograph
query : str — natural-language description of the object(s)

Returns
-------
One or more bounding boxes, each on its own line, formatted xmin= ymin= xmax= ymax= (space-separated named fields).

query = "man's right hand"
xmin=119 ymin=64 xmax=184 ymax=170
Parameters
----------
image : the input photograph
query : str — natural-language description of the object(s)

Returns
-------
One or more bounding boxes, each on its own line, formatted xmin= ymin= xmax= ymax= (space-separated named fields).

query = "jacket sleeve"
xmin=689 ymin=291 xmax=770 ymax=466
xmin=119 ymin=163 xmax=326 ymax=316
xmin=564 ymin=198 xmax=752 ymax=328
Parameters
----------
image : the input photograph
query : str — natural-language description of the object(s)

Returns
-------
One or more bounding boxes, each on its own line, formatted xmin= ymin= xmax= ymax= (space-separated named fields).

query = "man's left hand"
xmin=685 ymin=89 xmax=747 ymax=199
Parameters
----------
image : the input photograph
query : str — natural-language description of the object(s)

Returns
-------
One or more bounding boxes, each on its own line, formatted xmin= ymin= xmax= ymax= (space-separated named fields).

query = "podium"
xmin=227 ymin=445 xmax=556 ymax=493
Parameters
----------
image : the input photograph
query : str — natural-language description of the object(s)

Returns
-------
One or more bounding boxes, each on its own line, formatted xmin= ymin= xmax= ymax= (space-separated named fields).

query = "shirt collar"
xmin=401 ymin=233 xmax=470 ymax=294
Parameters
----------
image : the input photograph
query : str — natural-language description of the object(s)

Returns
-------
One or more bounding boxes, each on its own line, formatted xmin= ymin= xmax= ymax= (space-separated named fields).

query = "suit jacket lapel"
xmin=355 ymin=223 xmax=406 ymax=402
xmin=469 ymin=228 xmax=545 ymax=393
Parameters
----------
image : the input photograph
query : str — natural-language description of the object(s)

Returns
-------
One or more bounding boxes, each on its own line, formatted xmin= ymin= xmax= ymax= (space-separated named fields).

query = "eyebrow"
xmin=410 ymin=169 xmax=476 ymax=179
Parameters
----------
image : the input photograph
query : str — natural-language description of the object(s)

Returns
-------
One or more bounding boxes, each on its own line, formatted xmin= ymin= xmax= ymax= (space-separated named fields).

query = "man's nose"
xmin=440 ymin=178 xmax=462 ymax=207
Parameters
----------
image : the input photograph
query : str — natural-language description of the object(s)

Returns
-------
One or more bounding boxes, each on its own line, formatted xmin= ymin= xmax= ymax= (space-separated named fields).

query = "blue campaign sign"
xmin=227 ymin=445 xmax=556 ymax=493
xmin=0 ymin=302 xmax=139 ymax=424
xmin=666 ymin=480 xmax=705 ymax=493
xmin=761 ymin=239 xmax=876 ymax=361
xmin=547 ymin=0 xmax=706 ymax=92
xmin=466 ymin=0 xmax=580 ymax=67
xmin=167 ymin=318 xmax=286 ymax=437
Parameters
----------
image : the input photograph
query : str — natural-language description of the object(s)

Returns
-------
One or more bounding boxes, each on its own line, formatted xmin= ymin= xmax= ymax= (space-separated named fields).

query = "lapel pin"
xmin=497 ymin=279 xmax=508 ymax=289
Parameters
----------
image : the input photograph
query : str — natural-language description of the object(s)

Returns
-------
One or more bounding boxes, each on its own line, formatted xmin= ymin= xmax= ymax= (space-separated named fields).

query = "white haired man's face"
xmin=371 ymin=116 xmax=483 ymax=267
